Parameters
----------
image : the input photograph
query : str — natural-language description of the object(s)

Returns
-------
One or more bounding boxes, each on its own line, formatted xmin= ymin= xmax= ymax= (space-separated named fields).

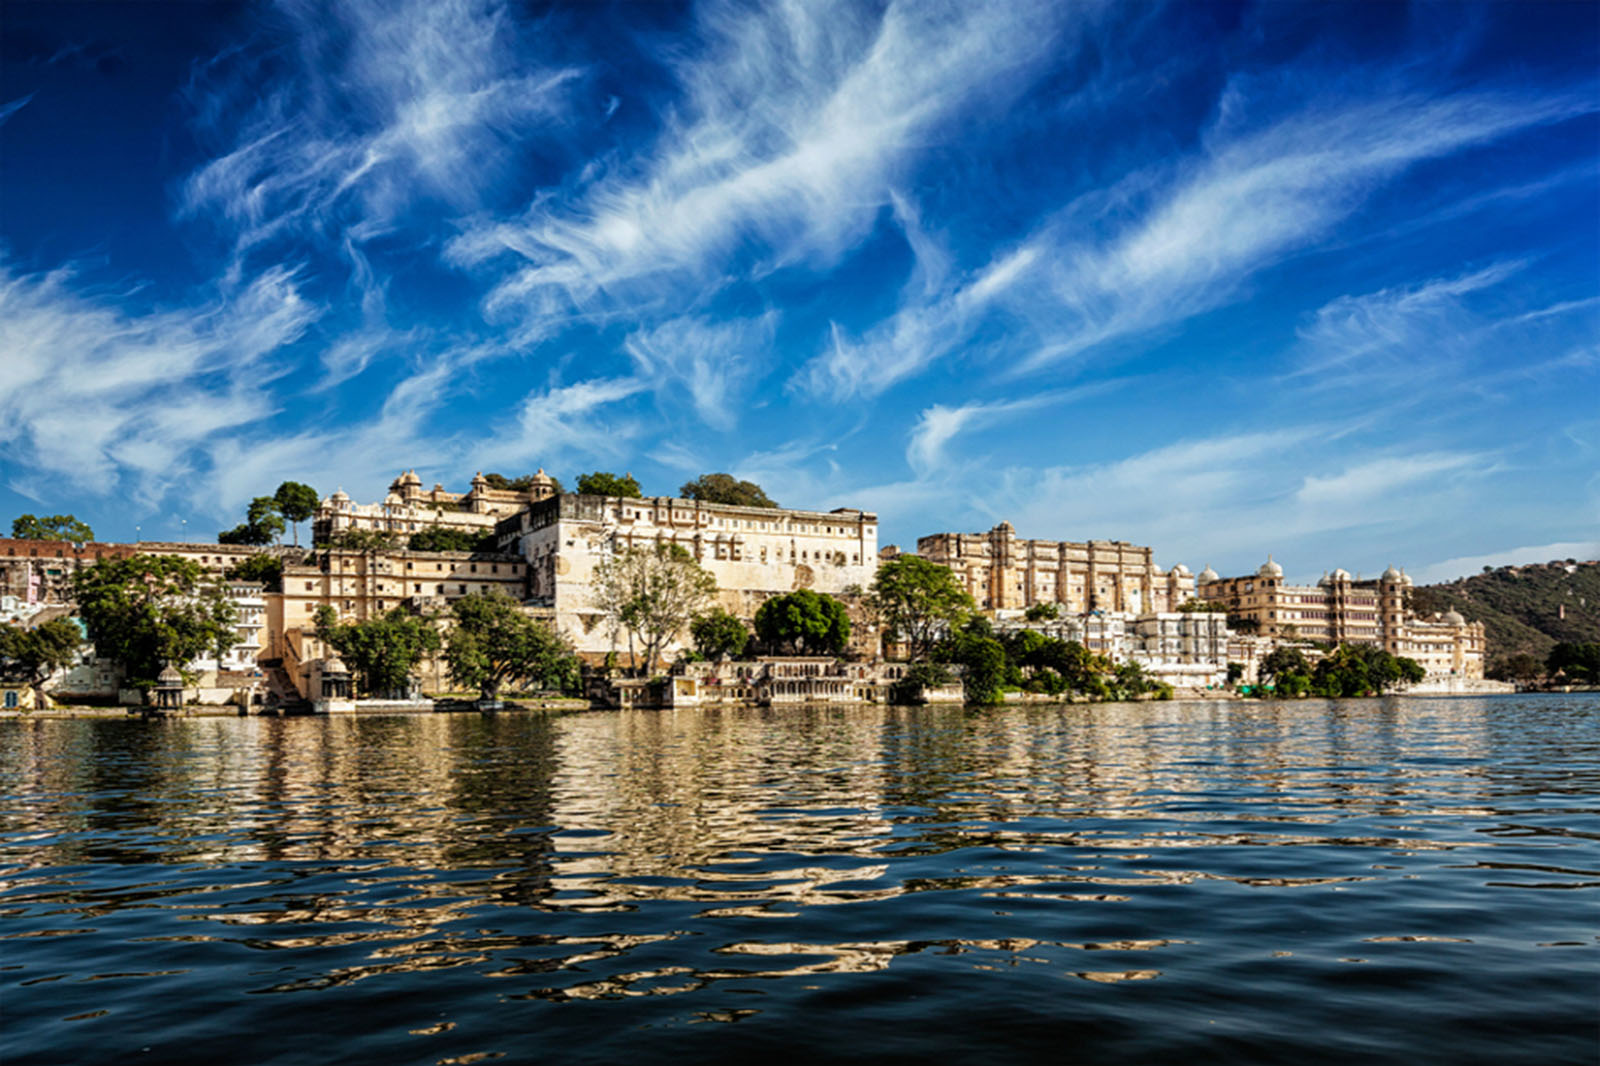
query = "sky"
xmin=1 ymin=0 xmax=1597 ymax=585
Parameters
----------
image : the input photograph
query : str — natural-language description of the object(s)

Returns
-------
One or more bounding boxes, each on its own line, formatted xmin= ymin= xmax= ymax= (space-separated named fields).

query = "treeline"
xmin=1255 ymin=644 xmax=1424 ymax=698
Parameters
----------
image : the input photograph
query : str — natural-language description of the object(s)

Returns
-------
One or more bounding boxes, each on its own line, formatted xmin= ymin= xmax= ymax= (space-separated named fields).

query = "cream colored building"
xmin=1200 ymin=559 xmax=1485 ymax=679
xmin=917 ymin=522 xmax=1196 ymax=615
xmin=497 ymin=493 xmax=879 ymax=657
xmin=313 ymin=469 xmax=559 ymax=543
xmin=265 ymin=545 xmax=530 ymax=696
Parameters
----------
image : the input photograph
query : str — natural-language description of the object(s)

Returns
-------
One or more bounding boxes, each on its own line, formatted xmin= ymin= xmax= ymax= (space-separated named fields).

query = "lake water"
xmin=2 ymin=696 xmax=1596 ymax=1065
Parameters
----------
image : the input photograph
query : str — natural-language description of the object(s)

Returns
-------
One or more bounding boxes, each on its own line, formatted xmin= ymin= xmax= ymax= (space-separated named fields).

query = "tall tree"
xmin=679 ymin=473 xmax=778 ymax=508
xmin=0 ymin=618 xmax=82 ymax=702
xmin=691 ymin=608 xmax=749 ymax=660
xmin=591 ymin=543 xmax=716 ymax=675
xmin=246 ymin=497 xmax=286 ymax=544
xmin=11 ymin=514 xmax=94 ymax=542
xmin=273 ymin=481 xmax=319 ymax=547
xmin=868 ymin=555 xmax=974 ymax=662
xmin=754 ymin=590 xmax=850 ymax=655
xmin=576 ymin=471 xmax=643 ymax=498
xmin=312 ymin=605 xmax=440 ymax=697
xmin=224 ymin=554 xmax=284 ymax=591
xmin=444 ymin=593 xmax=578 ymax=701
xmin=72 ymin=555 xmax=238 ymax=685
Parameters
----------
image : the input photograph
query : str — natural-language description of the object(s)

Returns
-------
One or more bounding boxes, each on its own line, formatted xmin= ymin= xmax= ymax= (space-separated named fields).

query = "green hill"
xmin=1411 ymin=559 xmax=1600 ymax=671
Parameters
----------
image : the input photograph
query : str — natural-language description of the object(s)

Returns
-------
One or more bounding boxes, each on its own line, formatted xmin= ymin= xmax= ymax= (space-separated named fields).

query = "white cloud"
xmin=624 ymin=312 xmax=778 ymax=431
xmin=459 ymin=0 xmax=1072 ymax=333
xmin=1294 ymin=451 xmax=1487 ymax=507
xmin=1411 ymin=541 xmax=1600 ymax=585
xmin=0 ymin=94 xmax=34 ymax=126
xmin=800 ymin=85 xmax=1594 ymax=399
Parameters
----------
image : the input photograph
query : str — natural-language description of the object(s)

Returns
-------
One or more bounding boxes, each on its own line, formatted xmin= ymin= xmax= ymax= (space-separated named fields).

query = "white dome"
xmin=1330 ymin=567 xmax=1351 ymax=581
xmin=1442 ymin=610 xmax=1465 ymax=625
xmin=1258 ymin=556 xmax=1283 ymax=578
xmin=1170 ymin=563 xmax=1191 ymax=577
xmin=1381 ymin=565 xmax=1403 ymax=583
xmin=1198 ymin=565 xmax=1219 ymax=583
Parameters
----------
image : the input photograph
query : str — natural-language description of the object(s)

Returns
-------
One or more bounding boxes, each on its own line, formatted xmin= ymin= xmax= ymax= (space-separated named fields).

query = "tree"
xmin=591 ymin=543 xmax=716 ymax=675
xmin=939 ymin=618 xmax=1007 ymax=705
xmin=409 ymin=526 xmax=493 ymax=553
xmin=11 ymin=514 xmax=94 ymax=542
xmin=484 ymin=471 xmax=565 ymax=494
xmin=246 ymin=497 xmax=286 ymax=544
xmin=274 ymin=482 xmax=319 ymax=547
xmin=576 ymin=471 xmax=643 ymax=498
xmin=679 ymin=473 xmax=778 ymax=508
xmin=72 ymin=555 xmax=238 ymax=686
xmin=868 ymin=555 xmax=974 ymax=662
xmin=890 ymin=662 xmax=953 ymax=705
xmin=218 ymin=524 xmax=274 ymax=546
xmin=225 ymin=554 xmax=284 ymax=592
xmin=1179 ymin=600 xmax=1231 ymax=613
xmin=1023 ymin=602 xmax=1060 ymax=622
xmin=1548 ymin=642 xmax=1600 ymax=683
xmin=444 ymin=593 xmax=578 ymax=701
xmin=691 ymin=608 xmax=749 ymax=660
xmin=1260 ymin=646 xmax=1310 ymax=689
xmin=313 ymin=605 xmax=440 ymax=697
xmin=0 ymin=618 xmax=82 ymax=701
xmin=1490 ymin=652 xmax=1545 ymax=684
xmin=753 ymin=590 xmax=850 ymax=655
xmin=327 ymin=529 xmax=402 ymax=551
xmin=1226 ymin=662 xmax=1245 ymax=685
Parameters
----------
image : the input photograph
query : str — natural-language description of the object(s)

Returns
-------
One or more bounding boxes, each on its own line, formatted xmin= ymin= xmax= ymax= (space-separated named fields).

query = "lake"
xmin=2 ymin=695 xmax=1596 ymax=1065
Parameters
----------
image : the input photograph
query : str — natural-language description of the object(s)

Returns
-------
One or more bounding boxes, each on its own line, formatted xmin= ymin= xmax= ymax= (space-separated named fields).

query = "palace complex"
xmin=918 ymin=522 xmax=1197 ymax=614
xmin=1 ymin=469 xmax=1499 ymax=705
xmin=1199 ymin=558 xmax=1486 ymax=679
xmin=494 ymin=491 xmax=878 ymax=656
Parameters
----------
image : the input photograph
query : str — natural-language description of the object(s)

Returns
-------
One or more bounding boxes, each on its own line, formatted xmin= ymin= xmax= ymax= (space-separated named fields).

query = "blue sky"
xmin=2 ymin=0 xmax=1596 ymax=584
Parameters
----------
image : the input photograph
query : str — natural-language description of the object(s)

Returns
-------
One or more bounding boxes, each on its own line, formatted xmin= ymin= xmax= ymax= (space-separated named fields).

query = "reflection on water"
xmin=1 ymin=697 xmax=1597 ymax=1066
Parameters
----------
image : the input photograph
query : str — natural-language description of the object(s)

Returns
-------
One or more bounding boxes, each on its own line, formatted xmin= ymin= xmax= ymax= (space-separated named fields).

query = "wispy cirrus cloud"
xmin=801 ymin=84 xmax=1596 ymax=399
xmin=455 ymin=0 xmax=1074 ymax=331
xmin=625 ymin=312 xmax=779 ymax=431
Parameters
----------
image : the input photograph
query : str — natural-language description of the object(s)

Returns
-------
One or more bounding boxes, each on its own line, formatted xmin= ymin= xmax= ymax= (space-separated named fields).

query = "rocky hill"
xmin=1411 ymin=558 xmax=1600 ymax=670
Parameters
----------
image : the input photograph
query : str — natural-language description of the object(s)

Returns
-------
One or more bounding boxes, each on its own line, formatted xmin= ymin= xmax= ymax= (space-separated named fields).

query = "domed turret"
xmin=1170 ymin=563 xmax=1191 ymax=577
xmin=1442 ymin=610 xmax=1465 ymax=626
xmin=1381 ymin=565 xmax=1403 ymax=583
xmin=471 ymin=470 xmax=488 ymax=488
xmin=402 ymin=469 xmax=422 ymax=486
xmin=1258 ymin=555 xmax=1283 ymax=579
xmin=1198 ymin=564 xmax=1219 ymax=583
xmin=1329 ymin=567 xmax=1351 ymax=582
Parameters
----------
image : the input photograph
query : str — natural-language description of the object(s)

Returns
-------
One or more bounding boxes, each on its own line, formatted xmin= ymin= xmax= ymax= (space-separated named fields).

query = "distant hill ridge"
xmin=1410 ymin=559 xmax=1600 ymax=669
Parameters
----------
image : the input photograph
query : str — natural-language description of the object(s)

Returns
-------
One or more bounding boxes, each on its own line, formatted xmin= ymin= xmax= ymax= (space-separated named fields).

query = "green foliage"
xmin=327 ymin=529 xmax=402 ymax=551
xmin=1226 ymin=662 xmax=1245 ymax=685
xmin=753 ymin=590 xmax=850 ymax=655
xmin=591 ymin=542 xmax=717 ymax=675
xmin=246 ymin=497 xmax=286 ymax=542
xmin=225 ymin=553 xmax=284 ymax=592
xmin=483 ymin=471 xmax=565 ymax=494
xmin=869 ymin=555 xmax=975 ymax=662
xmin=1256 ymin=643 xmax=1424 ymax=698
xmin=313 ymin=604 xmax=440 ymax=697
xmin=576 ymin=471 xmax=643 ymax=498
xmin=1179 ymin=600 xmax=1231 ymax=613
xmin=1547 ymin=642 xmax=1600 ymax=683
xmin=11 ymin=514 xmax=94 ymax=542
xmin=889 ymin=662 xmax=953 ymax=705
xmin=445 ymin=593 xmax=578 ymax=700
xmin=0 ymin=618 xmax=81 ymax=690
xmin=72 ymin=555 xmax=238 ymax=685
xmin=1411 ymin=560 xmax=1600 ymax=673
xmin=408 ymin=526 xmax=495 ymax=553
xmin=273 ymin=481 xmax=319 ymax=546
xmin=1023 ymin=602 xmax=1060 ymax=621
xmin=218 ymin=523 xmax=274 ymax=546
xmin=691 ymin=608 xmax=750 ymax=660
xmin=940 ymin=618 xmax=1007 ymax=705
xmin=678 ymin=473 xmax=778 ymax=508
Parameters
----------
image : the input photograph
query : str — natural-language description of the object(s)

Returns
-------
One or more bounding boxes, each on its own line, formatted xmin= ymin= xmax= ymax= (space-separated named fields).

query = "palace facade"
xmin=313 ymin=469 xmax=559 ymax=543
xmin=1199 ymin=559 xmax=1485 ymax=679
xmin=495 ymin=492 xmax=879 ymax=656
xmin=917 ymin=522 xmax=1197 ymax=615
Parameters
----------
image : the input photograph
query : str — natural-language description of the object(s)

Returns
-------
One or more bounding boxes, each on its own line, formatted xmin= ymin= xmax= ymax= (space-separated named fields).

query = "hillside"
xmin=1411 ymin=558 xmax=1600 ymax=669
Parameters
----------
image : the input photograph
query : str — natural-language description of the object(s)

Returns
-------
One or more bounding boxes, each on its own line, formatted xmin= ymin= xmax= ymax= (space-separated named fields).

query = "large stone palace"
xmin=313 ymin=469 xmax=559 ymax=542
xmin=1199 ymin=558 xmax=1486 ymax=679
xmin=917 ymin=522 xmax=1197 ymax=614
xmin=494 ymin=491 xmax=879 ymax=656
